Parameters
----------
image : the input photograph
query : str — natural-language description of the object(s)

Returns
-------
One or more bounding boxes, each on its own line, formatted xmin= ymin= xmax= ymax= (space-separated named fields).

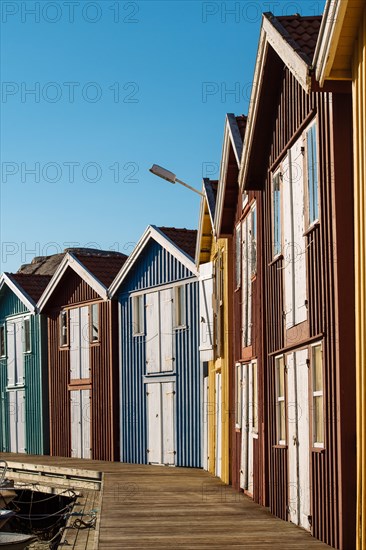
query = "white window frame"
xmin=272 ymin=170 xmax=282 ymax=258
xmin=251 ymin=360 xmax=258 ymax=435
xmin=235 ymin=222 xmax=241 ymax=290
xmin=132 ymin=294 xmax=144 ymax=336
xmin=0 ymin=324 xmax=6 ymax=357
xmin=275 ymin=355 xmax=286 ymax=445
xmin=23 ymin=317 xmax=31 ymax=353
xmin=306 ymin=120 xmax=320 ymax=227
xmin=90 ymin=303 xmax=100 ymax=343
xmin=60 ymin=310 xmax=68 ymax=348
xmin=311 ymin=342 xmax=324 ymax=448
xmin=249 ymin=202 xmax=257 ymax=277
xmin=235 ymin=363 xmax=242 ymax=429
xmin=174 ymin=285 xmax=186 ymax=329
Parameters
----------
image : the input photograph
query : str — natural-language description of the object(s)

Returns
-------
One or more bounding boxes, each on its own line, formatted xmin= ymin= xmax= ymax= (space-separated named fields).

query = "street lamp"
xmin=149 ymin=164 xmax=204 ymax=197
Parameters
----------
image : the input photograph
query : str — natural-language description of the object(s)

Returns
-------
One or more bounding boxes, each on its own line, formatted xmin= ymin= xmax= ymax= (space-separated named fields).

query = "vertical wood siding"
xmin=0 ymin=288 xmax=48 ymax=454
xmin=231 ymin=192 xmax=268 ymax=507
xmin=354 ymin=8 xmax=366 ymax=550
xmin=47 ymin=270 xmax=119 ymax=460
xmin=263 ymin=68 xmax=355 ymax=548
xmin=119 ymin=239 xmax=201 ymax=467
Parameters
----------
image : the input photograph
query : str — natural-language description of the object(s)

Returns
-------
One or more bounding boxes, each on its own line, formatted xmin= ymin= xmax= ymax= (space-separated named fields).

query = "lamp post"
xmin=149 ymin=164 xmax=204 ymax=197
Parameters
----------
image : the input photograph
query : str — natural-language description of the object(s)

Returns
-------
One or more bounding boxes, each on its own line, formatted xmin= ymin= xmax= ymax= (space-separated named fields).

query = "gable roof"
xmin=214 ymin=114 xmax=246 ymax=237
xmin=38 ymin=250 xmax=128 ymax=311
xmin=240 ymin=12 xmax=322 ymax=190
xmin=109 ymin=225 xmax=198 ymax=297
xmin=0 ymin=273 xmax=51 ymax=313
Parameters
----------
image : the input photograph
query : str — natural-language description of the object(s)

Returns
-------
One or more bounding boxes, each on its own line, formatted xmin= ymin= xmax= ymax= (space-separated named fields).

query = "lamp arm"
xmin=175 ymin=178 xmax=205 ymax=197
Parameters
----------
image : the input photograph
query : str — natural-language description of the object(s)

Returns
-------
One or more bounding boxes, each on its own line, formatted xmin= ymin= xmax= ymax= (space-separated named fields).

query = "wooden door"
xmin=70 ymin=389 xmax=91 ymax=459
xmin=160 ymin=289 xmax=174 ymax=373
xmin=203 ymin=376 xmax=209 ymax=471
xmin=70 ymin=307 xmax=90 ymax=381
xmin=8 ymin=390 xmax=26 ymax=453
xmin=240 ymin=365 xmax=248 ymax=490
xmin=146 ymin=292 xmax=160 ymax=374
xmin=146 ymin=382 xmax=175 ymax=465
xmin=287 ymin=349 xmax=311 ymax=530
xmin=215 ymin=372 xmax=222 ymax=478
xmin=7 ymin=318 xmax=24 ymax=387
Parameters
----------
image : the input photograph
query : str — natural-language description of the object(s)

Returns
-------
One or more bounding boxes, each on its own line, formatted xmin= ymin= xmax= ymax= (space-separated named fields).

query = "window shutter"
xmin=199 ymin=262 xmax=214 ymax=361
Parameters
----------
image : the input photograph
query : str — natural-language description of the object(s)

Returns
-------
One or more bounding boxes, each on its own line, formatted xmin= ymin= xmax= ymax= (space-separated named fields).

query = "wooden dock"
xmin=0 ymin=453 xmax=331 ymax=549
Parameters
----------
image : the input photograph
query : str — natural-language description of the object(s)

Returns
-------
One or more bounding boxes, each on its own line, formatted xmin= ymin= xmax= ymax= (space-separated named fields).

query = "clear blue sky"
xmin=0 ymin=0 xmax=325 ymax=273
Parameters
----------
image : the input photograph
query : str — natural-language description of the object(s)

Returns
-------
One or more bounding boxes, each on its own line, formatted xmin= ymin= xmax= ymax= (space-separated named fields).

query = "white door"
xmin=146 ymin=382 xmax=175 ymax=465
xmin=215 ymin=372 xmax=222 ymax=478
xmin=70 ymin=389 xmax=91 ymax=459
xmin=199 ymin=263 xmax=214 ymax=362
xmin=8 ymin=390 xmax=26 ymax=453
xmin=247 ymin=364 xmax=254 ymax=494
xmin=146 ymin=292 xmax=160 ymax=374
xmin=7 ymin=318 xmax=24 ymax=387
xmin=203 ymin=376 xmax=209 ymax=471
xmin=287 ymin=350 xmax=310 ymax=530
xmin=160 ymin=289 xmax=174 ymax=373
xmin=70 ymin=307 xmax=90 ymax=380
xmin=240 ymin=365 xmax=248 ymax=490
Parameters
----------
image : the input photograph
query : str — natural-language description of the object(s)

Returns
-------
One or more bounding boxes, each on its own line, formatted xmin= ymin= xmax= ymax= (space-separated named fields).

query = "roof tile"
xmin=276 ymin=15 xmax=322 ymax=61
xmin=157 ymin=228 xmax=197 ymax=260
xmin=7 ymin=273 xmax=52 ymax=303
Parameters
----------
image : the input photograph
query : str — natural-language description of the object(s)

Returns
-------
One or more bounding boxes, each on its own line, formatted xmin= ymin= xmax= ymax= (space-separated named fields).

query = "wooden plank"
xmin=1 ymin=454 xmax=331 ymax=549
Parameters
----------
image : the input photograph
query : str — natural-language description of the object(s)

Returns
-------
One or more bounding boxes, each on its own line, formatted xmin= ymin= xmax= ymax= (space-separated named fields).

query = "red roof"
xmin=275 ymin=15 xmax=322 ymax=62
xmin=73 ymin=253 xmax=128 ymax=287
xmin=158 ymin=227 xmax=197 ymax=260
xmin=7 ymin=273 xmax=52 ymax=303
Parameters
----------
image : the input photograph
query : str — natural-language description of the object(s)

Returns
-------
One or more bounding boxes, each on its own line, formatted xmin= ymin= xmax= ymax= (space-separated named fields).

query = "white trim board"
xmin=109 ymin=225 xmax=198 ymax=297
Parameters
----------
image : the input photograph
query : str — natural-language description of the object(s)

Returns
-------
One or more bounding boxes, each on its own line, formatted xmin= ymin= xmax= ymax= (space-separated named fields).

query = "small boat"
xmin=0 ymin=462 xmax=16 ymax=509
xmin=0 ymin=532 xmax=37 ymax=549
xmin=0 ymin=489 xmax=16 ymax=509
xmin=0 ymin=510 xmax=15 ymax=529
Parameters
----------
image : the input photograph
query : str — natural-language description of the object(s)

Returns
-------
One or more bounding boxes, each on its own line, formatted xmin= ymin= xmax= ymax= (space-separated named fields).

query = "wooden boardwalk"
xmin=0 ymin=453 xmax=331 ymax=549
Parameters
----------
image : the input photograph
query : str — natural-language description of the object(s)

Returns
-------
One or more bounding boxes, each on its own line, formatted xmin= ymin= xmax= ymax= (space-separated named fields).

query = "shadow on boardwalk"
xmin=0 ymin=453 xmax=331 ymax=549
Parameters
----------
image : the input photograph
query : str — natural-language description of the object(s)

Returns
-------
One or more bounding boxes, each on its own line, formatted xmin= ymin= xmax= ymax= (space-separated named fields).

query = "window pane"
xmin=133 ymin=296 xmax=144 ymax=335
xmin=279 ymin=400 xmax=286 ymax=442
xmin=307 ymin=123 xmax=319 ymax=224
xmin=23 ymin=318 xmax=31 ymax=352
xmin=235 ymin=224 xmax=241 ymax=288
xmin=175 ymin=286 xmax=186 ymax=327
xmin=0 ymin=326 xmax=5 ymax=357
xmin=236 ymin=364 xmax=242 ymax=427
xmin=273 ymin=175 xmax=281 ymax=256
xmin=91 ymin=304 xmax=99 ymax=342
xmin=252 ymin=362 xmax=258 ymax=432
xmin=314 ymin=395 xmax=324 ymax=444
xmin=60 ymin=311 xmax=68 ymax=346
xmin=313 ymin=344 xmax=322 ymax=392
xmin=251 ymin=204 xmax=257 ymax=275
xmin=276 ymin=356 xmax=286 ymax=443
xmin=277 ymin=356 xmax=285 ymax=398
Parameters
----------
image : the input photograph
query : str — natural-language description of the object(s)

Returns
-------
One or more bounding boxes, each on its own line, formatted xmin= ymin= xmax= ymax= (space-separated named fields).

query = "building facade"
xmin=314 ymin=2 xmax=366 ymax=546
xmin=110 ymin=226 xmax=201 ymax=468
xmin=38 ymin=249 xmax=127 ymax=461
xmin=240 ymin=13 xmax=356 ymax=548
xmin=0 ymin=273 xmax=51 ymax=455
